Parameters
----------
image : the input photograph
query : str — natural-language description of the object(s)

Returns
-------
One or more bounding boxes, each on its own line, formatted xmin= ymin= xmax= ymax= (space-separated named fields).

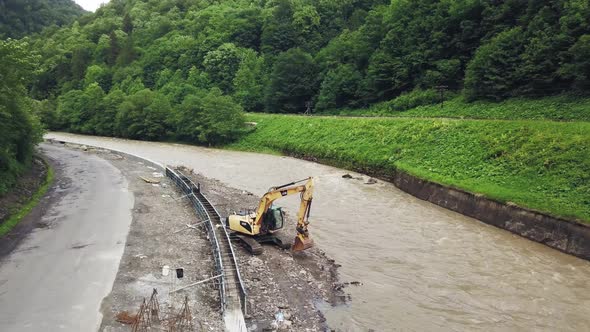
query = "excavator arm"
xmin=253 ymin=177 xmax=315 ymax=251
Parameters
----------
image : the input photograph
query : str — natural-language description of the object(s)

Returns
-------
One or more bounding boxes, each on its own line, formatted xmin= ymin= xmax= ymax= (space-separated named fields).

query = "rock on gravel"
xmin=180 ymin=170 xmax=344 ymax=332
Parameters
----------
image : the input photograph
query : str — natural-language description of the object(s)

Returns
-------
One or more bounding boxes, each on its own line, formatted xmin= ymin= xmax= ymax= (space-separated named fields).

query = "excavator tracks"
xmin=231 ymin=233 xmax=263 ymax=255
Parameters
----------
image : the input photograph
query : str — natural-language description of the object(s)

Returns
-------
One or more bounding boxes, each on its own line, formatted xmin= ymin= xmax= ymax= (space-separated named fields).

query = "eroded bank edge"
xmin=283 ymin=151 xmax=590 ymax=261
xmin=46 ymin=138 xmax=590 ymax=261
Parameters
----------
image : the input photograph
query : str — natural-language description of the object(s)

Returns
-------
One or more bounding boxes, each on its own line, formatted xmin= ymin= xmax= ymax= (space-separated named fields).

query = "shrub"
xmin=384 ymin=89 xmax=446 ymax=112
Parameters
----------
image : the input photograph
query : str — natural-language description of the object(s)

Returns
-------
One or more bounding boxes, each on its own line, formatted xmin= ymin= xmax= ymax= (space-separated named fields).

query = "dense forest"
xmin=0 ymin=0 xmax=86 ymax=39
xmin=0 ymin=0 xmax=587 ymax=220
xmin=7 ymin=0 xmax=590 ymax=145
xmin=26 ymin=0 xmax=590 ymax=143
xmin=0 ymin=39 xmax=43 ymax=194
xmin=0 ymin=0 xmax=83 ymax=193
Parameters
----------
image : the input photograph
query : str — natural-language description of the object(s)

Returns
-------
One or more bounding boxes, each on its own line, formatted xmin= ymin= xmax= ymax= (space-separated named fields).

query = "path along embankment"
xmin=232 ymin=114 xmax=590 ymax=260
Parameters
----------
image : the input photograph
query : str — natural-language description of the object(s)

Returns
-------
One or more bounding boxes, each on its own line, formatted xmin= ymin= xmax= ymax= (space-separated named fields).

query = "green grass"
xmin=229 ymin=114 xmax=590 ymax=223
xmin=320 ymin=95 xmax=590 ymax=121
xmin=0 ymin=159 xmax=54 ymax=237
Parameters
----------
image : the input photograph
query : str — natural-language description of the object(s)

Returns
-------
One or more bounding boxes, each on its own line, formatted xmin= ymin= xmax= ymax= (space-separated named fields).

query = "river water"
xmin=46 ymin=133 xmax=590 ymax=331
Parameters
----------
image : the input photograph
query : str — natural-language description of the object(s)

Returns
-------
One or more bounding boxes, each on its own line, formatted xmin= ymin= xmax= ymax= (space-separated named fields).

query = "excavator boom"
xmin=227 ymin=177 xmax=315 ymax=253
xmin=291 ymin=179 xmax=314 ymax=251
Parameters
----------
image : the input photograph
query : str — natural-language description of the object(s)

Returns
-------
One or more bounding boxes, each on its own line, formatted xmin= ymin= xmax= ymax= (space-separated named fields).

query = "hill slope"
xmin=231 ymin=113 xmax=590 ymax=223
xmin=0 ymin=0 xmax=86 ymax=39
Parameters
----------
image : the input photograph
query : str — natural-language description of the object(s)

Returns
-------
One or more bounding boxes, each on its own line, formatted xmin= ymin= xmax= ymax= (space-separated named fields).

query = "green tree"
xmin=0 ymin=0 xmax=85 ymax=39
xmin=56 ymin=89 xmax=86 ymax=130
xmin=292 ymin=3 xmax=322 ymax=51
xmin=203 ymin=43 xmax=244 ymax=93
xmin=84 ymin=64 xmax=111 ymax=91
xmin=0 ymin=39 xmax=42 ymax=194
xmin=70 ymin=45 xmax=93 ymax=82
xmin=261 ymin=0 xmax=297 ymax=54
xmin=117 ymin=36 xmax=137 ymax=65
xmin=56 ymin=83 xmax=105 ymax=134
xmin=80 ymin=83 xmax=107 ymax=133
xmin=31 ymin=99 xmax=58 ymax=130
xmin=96 ymin=88 xmax=126 ymax=136
xmin=94 ymin=34 xmax=111 ymax=64
xmin=122 ymin=13 xmax=134 ymax=34
xmin=116 ymin=89 xmax=171 ymax=140
xmin=464 ymin=28 xmax=526 ymax=101
xmin=187 ymin=66 xmax=212 ymax=90
xmin=561 ymin=34 xmax=590 ymax=89
xmin=176 ymin=89 xmax=245 ymax=145
xmin=316 ymin=64 xmax=362 ymax=110
xmin=265 ymin=49 xmax=318 ymax=113
xmin=108 ymin=31 xmax=121 ymax=66
xmin=233 ymin=50 xmax=266 ymax=112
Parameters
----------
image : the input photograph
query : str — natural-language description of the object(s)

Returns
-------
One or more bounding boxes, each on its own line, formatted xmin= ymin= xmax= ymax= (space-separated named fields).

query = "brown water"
xmin=46 ymin=133 xmax=590 ymax=331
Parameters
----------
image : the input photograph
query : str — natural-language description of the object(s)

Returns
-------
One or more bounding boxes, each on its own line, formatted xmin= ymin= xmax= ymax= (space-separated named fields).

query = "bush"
xmin=384 ymin=88 xmax=443 ymax=112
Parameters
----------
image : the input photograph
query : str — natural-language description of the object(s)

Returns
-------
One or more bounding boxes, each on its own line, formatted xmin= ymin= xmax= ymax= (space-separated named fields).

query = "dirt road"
xmin=0 ymin=144 xmax=134 ymax=331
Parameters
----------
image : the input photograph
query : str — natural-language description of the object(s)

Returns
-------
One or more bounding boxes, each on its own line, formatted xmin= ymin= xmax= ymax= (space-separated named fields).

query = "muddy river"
xmin=46 ymin=133 xmax=590 ymax=331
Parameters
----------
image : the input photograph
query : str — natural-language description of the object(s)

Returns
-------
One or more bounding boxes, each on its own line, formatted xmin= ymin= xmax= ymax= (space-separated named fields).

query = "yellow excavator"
xmin=226 ymin=177 xmax=314 ymax=255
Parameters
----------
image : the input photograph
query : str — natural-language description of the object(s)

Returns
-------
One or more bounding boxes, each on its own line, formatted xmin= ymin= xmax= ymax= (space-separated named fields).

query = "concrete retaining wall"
xmin=392 ymin=171 xmax=590 ymax=261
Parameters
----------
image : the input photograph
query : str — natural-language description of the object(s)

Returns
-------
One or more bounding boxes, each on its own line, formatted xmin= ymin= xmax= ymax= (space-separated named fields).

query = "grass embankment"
xmin=230 ymin=114 xmax=590 ymax=223
xmin=322 ymin=95 xmax=590 ymax=121
xmin=0 ymin=159 xmax=54 ymax=237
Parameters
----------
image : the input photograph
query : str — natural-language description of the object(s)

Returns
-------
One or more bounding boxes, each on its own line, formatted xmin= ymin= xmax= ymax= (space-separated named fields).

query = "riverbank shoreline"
xmin=45 ymin=134 xmax=590 ymax=261
xmin=45 ymin=138 xmax=344 ymax=331
xmin=230 ymin=113 xmax=590 ymax=261
xmin=268 ymin=150 xmax=590 ymax=261
xmin=393 ymin=170 xmax=590 ymax=260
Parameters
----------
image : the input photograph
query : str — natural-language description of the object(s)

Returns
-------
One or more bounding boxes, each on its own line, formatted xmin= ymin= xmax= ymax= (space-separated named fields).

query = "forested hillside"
xmin=0 ymin=39 xmax=43 ymax=195
xmin=0 ymin=0 xmax=86 ymax=39
xmin=29 ymin=0 xmax=590 ymax=144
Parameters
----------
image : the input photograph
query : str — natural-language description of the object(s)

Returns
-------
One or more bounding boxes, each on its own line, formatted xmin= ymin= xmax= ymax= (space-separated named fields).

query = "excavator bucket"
xmin=292 ymin=234 xmax=314 ymax=252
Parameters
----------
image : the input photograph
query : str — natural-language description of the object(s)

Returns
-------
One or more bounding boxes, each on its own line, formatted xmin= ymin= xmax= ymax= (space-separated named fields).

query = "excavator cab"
xmin=262 ymin=206 xmax=285 ymax=232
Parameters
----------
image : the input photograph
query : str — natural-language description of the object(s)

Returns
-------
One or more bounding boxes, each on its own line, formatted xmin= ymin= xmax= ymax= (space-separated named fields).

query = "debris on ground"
xmin=68 ymin=149 xmax=226 ymax=331
xmin=55 ymin=144 xmax=344 ymax=331
xmin=180 ymin=170 xmax=344 ymax=331
xmin=365 ymin=178 xmax=378 ymax=185
xmin=139 ymin=176 xmax=161 ymax=184
xmin=115 ymin=311 xmax=136 ymax=325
